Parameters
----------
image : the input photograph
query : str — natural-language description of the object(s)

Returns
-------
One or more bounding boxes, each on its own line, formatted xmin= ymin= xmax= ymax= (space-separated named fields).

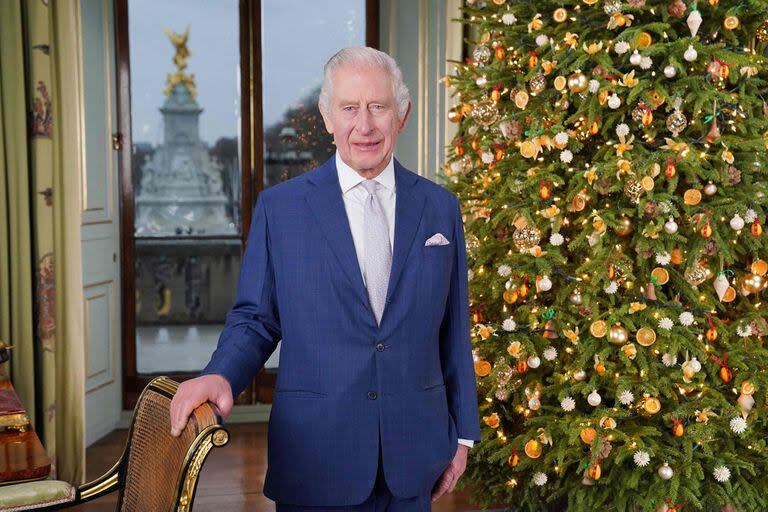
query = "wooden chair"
xmin=0 ymin=376 xmax=229 ymax=511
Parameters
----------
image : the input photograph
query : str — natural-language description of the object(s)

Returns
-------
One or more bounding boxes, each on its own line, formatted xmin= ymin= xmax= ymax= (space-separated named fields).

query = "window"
xmin=117 ymin=0 xmax=378 ymax=408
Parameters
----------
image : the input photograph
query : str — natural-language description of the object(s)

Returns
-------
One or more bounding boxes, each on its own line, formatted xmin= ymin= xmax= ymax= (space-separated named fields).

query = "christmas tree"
xmin=441 ymin=1 xmax=768 ymax=510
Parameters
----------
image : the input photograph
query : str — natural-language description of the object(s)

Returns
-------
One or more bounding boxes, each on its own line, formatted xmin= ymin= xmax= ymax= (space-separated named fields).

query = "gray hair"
xmin=318 ymin=46 xmax=410 ymax=119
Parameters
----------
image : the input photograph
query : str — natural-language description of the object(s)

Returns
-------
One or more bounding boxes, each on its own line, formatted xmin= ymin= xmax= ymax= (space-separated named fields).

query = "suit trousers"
xmin=275 ymin=423 xmax=433 ymax=512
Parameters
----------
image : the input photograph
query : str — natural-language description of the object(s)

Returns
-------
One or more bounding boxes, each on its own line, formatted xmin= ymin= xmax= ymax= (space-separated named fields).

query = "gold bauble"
xmin=684 ymin=263 xmax=709 ymax=286
xmin=573 ymin=369 xmax=587 ymax=381
xmin=608 ymin=324 xmax=629 ymax=345
xmin=666 ymin=109 xmax=688 ymax=136
xmin=472 ymin=99 xmax=500 ymax=127
xmin=590 ymin=320 xmax=608 ymax=338
xmin=567 ymin=71 xmax=588 ymax=93
xmin=513 ymin=226 xmax=542 ymax=251
xmin=723 ymin=15 xmax=739 ymax=30
xmin=614 ymin=216 xmax=633 ymax=237
xmin=553 ymin=7 xmax=568 ymax=22
xmin=624 ymin=179 xmax=644 ymax=203
xmin=743 ymin=273 xmax=766 ymax=293
xmin=525 ymin=439 xmax=543 ymax=458
xmin=447 ymin=108 xmax=463 ymax=123
xmin=636 ymin=327 xmax=657 ymax=347
xmin=757 ymin=19 xmax=768 ymax=42
xmin=529 ymin=72 xmax=547 ymax=94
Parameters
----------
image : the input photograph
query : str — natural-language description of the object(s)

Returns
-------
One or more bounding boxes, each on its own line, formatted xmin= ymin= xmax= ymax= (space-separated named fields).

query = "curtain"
xmin=0 ymin=0 xmax=85 ymax=484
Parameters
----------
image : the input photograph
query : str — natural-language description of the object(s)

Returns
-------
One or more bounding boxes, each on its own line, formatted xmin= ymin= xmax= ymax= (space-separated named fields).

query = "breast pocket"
xmin=421 ymin=243 xmax=454 ymax=300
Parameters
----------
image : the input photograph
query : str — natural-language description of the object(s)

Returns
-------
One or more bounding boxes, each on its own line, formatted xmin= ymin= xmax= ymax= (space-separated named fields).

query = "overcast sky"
xmin=129 ymin=0 xmax=365 ymax=146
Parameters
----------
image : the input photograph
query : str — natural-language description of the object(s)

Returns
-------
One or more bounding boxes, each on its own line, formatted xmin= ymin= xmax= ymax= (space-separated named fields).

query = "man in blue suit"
xmin=170 ymin=46 xmax=480 ymax=510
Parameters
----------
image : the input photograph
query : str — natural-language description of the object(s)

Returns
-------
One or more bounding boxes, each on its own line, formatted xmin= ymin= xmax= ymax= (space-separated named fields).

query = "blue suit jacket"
xmin=200 ymin=156 xmax=481 ymax=505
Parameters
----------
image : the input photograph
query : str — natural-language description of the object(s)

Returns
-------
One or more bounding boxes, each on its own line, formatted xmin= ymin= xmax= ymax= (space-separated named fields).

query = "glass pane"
xmin=262 ymin=0 xmax=367 ymax=188
xmin=129 ymin=0 xmax=241 ymax=373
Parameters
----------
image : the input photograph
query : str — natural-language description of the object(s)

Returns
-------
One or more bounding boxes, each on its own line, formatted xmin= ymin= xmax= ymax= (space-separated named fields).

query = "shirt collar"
xmin=335 ymin=151 xmax=395 ymax=195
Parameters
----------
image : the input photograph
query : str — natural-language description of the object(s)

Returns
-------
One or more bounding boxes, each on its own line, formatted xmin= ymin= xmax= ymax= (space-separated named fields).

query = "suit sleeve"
xmin=438 ymin=194 xmax=481 ymax=443
xmin=199 ymin=191 xmax=282 ymax=397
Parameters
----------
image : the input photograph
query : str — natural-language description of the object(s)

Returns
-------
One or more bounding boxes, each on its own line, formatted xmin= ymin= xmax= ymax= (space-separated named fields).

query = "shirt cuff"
xmin=457 ymin=438 xmax=474 ymax=448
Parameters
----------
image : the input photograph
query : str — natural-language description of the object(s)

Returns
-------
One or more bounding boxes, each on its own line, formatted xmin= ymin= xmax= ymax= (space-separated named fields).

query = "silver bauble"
xmin=658 ymin=463 xmax=674 ymax=480
xmin=472 ymin=45 xmax=491 ymax=64
xmin=664 ymin=217 xmax=679 ymax=234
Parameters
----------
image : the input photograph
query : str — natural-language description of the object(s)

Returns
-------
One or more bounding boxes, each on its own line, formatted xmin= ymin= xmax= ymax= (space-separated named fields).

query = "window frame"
xmin=115 ymin=0 xmax=379 ymax=409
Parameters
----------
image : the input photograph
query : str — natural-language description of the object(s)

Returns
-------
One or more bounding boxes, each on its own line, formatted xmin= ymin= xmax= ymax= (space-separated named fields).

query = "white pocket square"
xmin=425 ymin=233 xmax=450 ymax=246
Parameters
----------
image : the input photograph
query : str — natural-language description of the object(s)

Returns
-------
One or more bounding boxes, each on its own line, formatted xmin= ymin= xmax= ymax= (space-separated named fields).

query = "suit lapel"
xmin=305 ymin=157 xmax=426 ymax=326
xmin=385 ymin=159 xmax=426 ymax=310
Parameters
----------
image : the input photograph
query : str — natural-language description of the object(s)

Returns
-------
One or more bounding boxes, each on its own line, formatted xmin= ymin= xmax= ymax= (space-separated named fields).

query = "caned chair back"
xmin=116 ymin=377 xmax=228 ymax=511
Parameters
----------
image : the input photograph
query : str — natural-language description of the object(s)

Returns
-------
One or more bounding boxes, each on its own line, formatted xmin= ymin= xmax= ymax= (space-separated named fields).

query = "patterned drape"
xmin=0 ymin=0 xmax=85 ymax=484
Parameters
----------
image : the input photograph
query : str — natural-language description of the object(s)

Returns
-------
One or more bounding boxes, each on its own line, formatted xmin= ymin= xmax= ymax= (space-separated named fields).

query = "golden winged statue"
xmin=163 ymin=25 xmax=197 ymax=98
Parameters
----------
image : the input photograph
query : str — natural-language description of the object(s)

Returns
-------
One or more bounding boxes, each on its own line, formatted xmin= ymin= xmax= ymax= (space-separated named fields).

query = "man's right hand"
xmin=169 ymin=374 xmax=234 ymax=437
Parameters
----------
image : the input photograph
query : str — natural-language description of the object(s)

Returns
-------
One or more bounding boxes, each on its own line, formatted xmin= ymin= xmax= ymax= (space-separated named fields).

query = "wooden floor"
xmin=70 ymin=423 xmax=485 ymax=511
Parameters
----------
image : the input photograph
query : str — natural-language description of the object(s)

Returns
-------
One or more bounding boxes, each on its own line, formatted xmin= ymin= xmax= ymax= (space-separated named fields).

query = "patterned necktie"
xmin=360 ymin=179 xmax=392 ymax=325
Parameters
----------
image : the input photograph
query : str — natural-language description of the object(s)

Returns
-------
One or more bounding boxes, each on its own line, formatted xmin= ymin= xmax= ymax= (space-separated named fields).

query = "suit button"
xmin=367 ymin=391 xmax=378 ymax=400
xmin=375 ymin=343 xmax=385 ymax=352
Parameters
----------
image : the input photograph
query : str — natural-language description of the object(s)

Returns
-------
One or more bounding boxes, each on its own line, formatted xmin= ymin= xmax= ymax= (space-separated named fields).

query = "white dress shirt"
xmin=335 ymin=152 xmax=474 ymax=449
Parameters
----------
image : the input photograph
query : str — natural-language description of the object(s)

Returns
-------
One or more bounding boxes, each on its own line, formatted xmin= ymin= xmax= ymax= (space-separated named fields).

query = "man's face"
xmin=320 ymin=64 xmax=410 ymax=176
